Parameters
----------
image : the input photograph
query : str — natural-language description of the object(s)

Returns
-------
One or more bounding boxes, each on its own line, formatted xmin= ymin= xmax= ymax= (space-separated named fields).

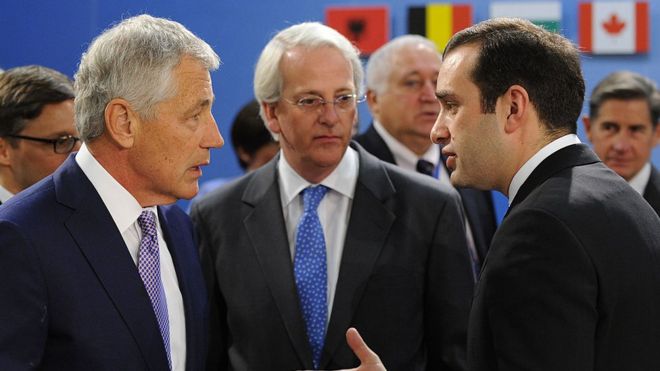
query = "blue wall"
xmin=1 ymin=0 xmax=658 ymax=212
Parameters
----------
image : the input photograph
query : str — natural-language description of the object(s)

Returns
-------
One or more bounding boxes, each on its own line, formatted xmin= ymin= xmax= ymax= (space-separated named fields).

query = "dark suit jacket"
xmin=354 ymin=124 xmax=497 ymax=263
xmin=191 ymin=143 xmax=474 ymax=371
xmin=468 ymin=144 xmax=660 ymax=370
xmin=643 ymin=164 xmax=660 ymax=216
xmin=0 ymin=155 xmax=208 ymax=371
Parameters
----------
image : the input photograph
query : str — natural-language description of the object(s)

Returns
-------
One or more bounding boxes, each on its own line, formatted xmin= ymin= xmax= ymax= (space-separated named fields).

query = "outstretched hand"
xmin=341 ymin=328 xmax=386 ymax=371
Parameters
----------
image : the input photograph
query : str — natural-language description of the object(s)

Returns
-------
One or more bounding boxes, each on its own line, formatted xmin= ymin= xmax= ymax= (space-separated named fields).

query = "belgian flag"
xmin=408 ymin=4 xmax=472 ymax=52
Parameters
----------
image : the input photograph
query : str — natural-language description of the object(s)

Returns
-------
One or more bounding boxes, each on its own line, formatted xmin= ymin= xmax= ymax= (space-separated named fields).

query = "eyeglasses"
xmin=283 ymin=93 xmax=365 ymax=113
xmin=6 ymin=134 xmax=81 ymax=154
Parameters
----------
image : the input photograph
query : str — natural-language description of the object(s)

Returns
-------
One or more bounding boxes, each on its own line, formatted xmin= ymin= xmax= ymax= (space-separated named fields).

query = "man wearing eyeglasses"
xmin=191 ymin=22 xmax=473 ymax=371
xmin=0 ymin=16 xmax=381 ymax=371
xmin=0 ymin=65 xmax=79 ymax=204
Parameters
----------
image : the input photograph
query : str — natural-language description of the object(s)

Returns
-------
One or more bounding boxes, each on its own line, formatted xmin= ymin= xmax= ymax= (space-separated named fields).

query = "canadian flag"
xmin=579 ymin=1 xmax=649 ymax=54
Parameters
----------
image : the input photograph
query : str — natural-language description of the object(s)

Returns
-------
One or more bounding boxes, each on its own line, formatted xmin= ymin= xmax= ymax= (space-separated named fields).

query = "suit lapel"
xmin=242 ymin=160 xmax=315 ymax=368
xmin=56 ymin=156 xmax=170 ymax=370
xmin=158 ymin=206 xmax=201 ymax=370
xmin=507 ymin=144 xmax=600 ymax=213
xmin=321 ymin=144 xmax=396 ymax=367
xmin=643 ymin=166 xmax=660 ymax=215
xmin=357 ymin=124 xmax=397 ymax=165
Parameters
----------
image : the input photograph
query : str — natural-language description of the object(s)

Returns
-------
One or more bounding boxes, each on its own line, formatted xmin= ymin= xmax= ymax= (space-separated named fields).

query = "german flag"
xmin=408 ymin=4 xmax=472 ymax=52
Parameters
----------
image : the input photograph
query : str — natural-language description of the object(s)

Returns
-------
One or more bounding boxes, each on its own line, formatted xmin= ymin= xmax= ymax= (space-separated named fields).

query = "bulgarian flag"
xmin=408 ymin=4 xmax=472 ymax=52
xmin=579 ymin=1 xmax=649 ymax=54
xmin=489 ymin=1 xmax=561 ymax=33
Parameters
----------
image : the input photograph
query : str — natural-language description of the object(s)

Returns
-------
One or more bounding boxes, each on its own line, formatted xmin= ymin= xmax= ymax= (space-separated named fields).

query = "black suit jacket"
xmin=0 ymin=156 xmax=208 ymax=370
xmin=354 ymin=124 xmax=497 ymax=263
xmin=191 ymin=143 xmax=474 ymax=371
xmin=469 ymin=144 xmax=660 ymax=370
xmin=643 ymin=164 xmax=660 ymax=216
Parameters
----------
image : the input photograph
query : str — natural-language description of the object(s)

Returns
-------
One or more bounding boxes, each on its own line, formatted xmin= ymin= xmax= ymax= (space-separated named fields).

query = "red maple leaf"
xmin=602 ymin=14 xmax=625 ymax=34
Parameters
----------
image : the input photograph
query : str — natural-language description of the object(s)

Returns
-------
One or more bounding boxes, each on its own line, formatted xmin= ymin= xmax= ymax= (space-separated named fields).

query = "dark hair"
xmin=0 ymin=65 xmax=74 ymax=139
xmin=444 ymin=18 xmax=585 ymax=136
xmin=589 ymin=71 xmax=659 ymax=128
xmin=230 ymin=100 xmax=276 ymax=170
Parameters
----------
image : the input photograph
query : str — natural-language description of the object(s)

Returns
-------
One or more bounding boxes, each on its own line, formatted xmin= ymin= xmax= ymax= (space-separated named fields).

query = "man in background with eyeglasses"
xmin=0 ymin=65 xmax=79 ymax=204
xmin=191 ymin=22 xmax=473 ymax=371
xmin=355 ymin=35 xmax=497 ymax=280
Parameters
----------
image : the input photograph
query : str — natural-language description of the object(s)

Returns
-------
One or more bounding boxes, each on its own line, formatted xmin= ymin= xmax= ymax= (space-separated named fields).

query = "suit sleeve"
xmin=0 ymin=221 xmax=48 ymax=370
xmin=190 ymin=204 xmax=229 ymax=371
xmin=479 ymin=208 xmax=597 ymax=370
xmin=426 ymin=191 xmax=474 ymax=371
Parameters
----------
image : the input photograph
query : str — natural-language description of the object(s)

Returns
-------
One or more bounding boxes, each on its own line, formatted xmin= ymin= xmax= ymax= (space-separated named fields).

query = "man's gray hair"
xmin=74 ymin=14 xmax=220 ymax=142
xmin=366 ymin=35 xmax=438 ymax=95
xmin=253 ymin=22 xmax=364 ymax=122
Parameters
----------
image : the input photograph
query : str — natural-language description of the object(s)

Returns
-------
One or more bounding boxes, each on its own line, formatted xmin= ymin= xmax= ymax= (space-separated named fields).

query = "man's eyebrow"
xmin=435 ymin=90 xmax=453 ymax=100
xmin=184 ymin=97 xmax=213 ymax=115
xmin=402 ymin=71 xmax=422 ymax=78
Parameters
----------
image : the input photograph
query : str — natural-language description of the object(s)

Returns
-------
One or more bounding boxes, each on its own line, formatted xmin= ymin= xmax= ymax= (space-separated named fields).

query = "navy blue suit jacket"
xmin=0 ymin=155 xmax=208 ymax=370
xmin=354 ymin=125 xmax=497 ymax=263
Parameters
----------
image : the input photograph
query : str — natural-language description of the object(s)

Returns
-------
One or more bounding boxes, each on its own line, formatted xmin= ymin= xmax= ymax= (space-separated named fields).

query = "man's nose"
xmin=319 ymin=101 xmax=341 ymax=125
xmin=611 ymin=134 xmax=632 ymax=152
xmin=203 ymin=114 xmax=224 ymax=149
xmin=430 ymin=115 xmax=449 ymax=144
xmin=420 ymin=80 xmax=437 ymax=103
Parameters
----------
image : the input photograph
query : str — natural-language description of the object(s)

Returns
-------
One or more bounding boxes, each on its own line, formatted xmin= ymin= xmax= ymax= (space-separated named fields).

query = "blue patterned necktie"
xmin=294 ymin=185 xmax=329 ymax=369
xmin=137 ymin=210 xmax=172 ymax=369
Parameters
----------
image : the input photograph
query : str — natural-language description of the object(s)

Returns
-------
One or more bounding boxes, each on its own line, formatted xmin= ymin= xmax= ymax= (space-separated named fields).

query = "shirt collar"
xmin=628 ymin=162 xmax=652 ymax=195
xmin=278 ymin=146 xmax=359 ymax=206
xmin=373 ymin=120 xmax=439 ymax=172
xmin=508 ymin=134 xmax=581 ymax=205
xmin=75 ymin=143 xmax=145 ymax=234
xmin=0 ymin=184 xmax=14 ymax=203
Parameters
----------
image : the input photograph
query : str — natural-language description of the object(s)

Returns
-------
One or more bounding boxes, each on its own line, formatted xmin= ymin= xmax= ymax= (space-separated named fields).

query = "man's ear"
xmin=236 ymin=146 xmax=252 ymax=165
xmin=582 ymin=116 xmax=593 ymax=142
xmin=0 ymin=137 xmax=12 ymax=166
xmin=104 ymin=98 xmax=138 ymax=148
xmin=366 ymin=89 xmax=379 ymax=115
xmin=653 ymin=122 xmax=660 ymax=146
xmin=261 ymin=101 xmax=282 ymax=135
xmin=502 ymin=84 xmax=529 ymax=134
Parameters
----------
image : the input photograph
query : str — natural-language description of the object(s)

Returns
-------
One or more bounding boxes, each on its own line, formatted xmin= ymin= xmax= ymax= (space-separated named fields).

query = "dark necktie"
xmin=293 ymin=185 xmax=329 ymax=369
xmin=416 ymin=159 xmax=435 ymax=177
xmin=137 ymin=210 xmax=171 ymax=368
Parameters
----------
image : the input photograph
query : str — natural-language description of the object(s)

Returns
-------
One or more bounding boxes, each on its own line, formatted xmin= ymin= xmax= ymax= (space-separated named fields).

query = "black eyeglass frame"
xmin=5 ymin=134 xmax=81 ymax=154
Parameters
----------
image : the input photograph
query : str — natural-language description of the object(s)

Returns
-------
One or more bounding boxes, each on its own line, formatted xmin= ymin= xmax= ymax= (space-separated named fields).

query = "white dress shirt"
xmin=0 ymin=184 xmax=13 ymax=203
xmin=628 ymin=162 xmax=652 ymax=195
xmin=75 ymin=144 xmax=186 ymax=371
xmin=508 ymin=134 xmax=581 ymax=204
xmin=373 ymin=120 xmax=444 ymax=180
xmin=278 ymin=147 xmax=359 ymax=321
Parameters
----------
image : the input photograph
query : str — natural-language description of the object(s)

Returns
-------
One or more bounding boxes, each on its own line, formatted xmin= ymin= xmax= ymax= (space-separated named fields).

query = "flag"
xmin=579 ymin=1 xmax=649 ymax=54
xmin=490 ymin=1 xmax=561 ymax=33
xmin=408 ymin=4 xmax=472 ymax=52
xmin=325 ymin=6 xmax=389 ymax=55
